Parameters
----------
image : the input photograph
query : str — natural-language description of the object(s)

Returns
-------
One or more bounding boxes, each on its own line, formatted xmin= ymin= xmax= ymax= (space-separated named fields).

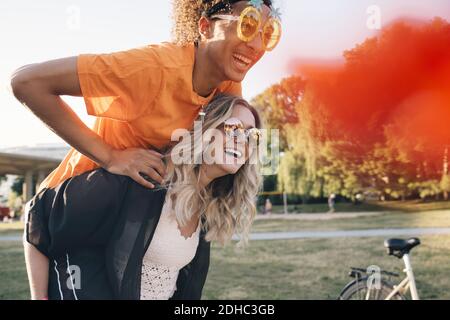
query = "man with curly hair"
xmin=11 ymin=0 xmax=280 ymax=300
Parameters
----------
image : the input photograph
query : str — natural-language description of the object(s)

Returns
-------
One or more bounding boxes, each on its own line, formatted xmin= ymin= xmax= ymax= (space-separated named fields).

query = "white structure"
xmin=0 ymin=144 xmax=69 ymax=202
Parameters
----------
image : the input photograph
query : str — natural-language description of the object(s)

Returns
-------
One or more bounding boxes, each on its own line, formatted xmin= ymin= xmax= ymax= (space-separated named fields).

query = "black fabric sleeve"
xmin=25 ymin=188 xmax=53 ymax=257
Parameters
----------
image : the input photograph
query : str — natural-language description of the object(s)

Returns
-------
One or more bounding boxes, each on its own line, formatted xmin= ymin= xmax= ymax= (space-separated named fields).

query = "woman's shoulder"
xmin=67 ymin=167 xmax=130 ymax=190
xmin=32 ymin=167 xmax=168 ymax=214
xmin=66 ymin=168 xmax=168 ymax=199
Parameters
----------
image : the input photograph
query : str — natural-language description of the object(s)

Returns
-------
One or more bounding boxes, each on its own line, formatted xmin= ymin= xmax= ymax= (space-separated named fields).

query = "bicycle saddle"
xmin=384 ymin=238 xmax=421 ymax=258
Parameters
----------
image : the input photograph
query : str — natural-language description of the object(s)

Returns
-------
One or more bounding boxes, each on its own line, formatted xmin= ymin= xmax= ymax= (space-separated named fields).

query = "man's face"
xmin=206 ymin=2 xmax=272 ymax=82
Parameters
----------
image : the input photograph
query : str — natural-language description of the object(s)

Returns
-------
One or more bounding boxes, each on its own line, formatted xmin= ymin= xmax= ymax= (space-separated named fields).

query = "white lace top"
xmin=140 ymin=199 xmax=201 ymax=300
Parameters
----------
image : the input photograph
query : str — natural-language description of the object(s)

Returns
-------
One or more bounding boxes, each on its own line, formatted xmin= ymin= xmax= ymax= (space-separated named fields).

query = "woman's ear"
xmin=198 ymin=16 xmax=213 ymax=41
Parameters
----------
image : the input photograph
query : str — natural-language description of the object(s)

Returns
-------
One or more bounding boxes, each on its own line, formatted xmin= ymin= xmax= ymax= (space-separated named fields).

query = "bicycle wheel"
xmin=339 ymin=277 xmax=406 ymax=300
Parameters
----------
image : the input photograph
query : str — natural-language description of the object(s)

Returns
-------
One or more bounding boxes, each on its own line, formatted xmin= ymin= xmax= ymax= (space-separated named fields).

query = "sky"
xmin=0 ymin=0 xmax=449 ymax=148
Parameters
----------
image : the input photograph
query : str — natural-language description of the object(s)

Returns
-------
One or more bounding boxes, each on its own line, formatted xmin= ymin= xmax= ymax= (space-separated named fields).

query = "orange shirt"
xmin=38 ymin=42 xmax=242 ymax=191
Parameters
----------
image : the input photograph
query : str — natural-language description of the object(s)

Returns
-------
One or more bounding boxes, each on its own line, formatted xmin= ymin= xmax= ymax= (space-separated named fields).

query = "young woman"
xmin=25 ymin=94 xmax=263 ymax=300
xmin=12 ymin=0 xmax=280 ymax=300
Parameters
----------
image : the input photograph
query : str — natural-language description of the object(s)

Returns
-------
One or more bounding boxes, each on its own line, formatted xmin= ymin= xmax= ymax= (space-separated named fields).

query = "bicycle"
xmin=338 ymin=237 xmax=421 ymax=300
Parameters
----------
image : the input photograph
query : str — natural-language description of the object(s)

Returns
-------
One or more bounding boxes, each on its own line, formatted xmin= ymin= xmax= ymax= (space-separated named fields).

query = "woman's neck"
xmin=192 ymin=42 xmax=224 ymax=97
xmin=198 ymin=166 xmax=215 ymax=189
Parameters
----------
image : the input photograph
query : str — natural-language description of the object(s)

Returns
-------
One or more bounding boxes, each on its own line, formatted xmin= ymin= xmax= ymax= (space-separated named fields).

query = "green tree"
xmin=252 ymin=76 xmax=306 ymax=150
xmin=11 ymin=176 xmax=24 ymax=196
xmin=408 ymin=180 xmax=442 ymax=200
xmin=441 ymin=174 xmax=450 ymax=201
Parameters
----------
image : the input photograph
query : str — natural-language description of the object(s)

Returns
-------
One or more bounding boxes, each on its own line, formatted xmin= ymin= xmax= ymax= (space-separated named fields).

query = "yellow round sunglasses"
xmin=211 ymin=6 xmax=282 ymax=51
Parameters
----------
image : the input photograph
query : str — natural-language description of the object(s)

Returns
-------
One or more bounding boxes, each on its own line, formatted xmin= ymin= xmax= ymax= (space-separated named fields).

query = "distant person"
xmin=354 ymin=193 xmax=363 ymax=205
xmin=328 ymin=193 xmax=336 ymax=213
xmin=264 ymin=198 xmax=272 ymax=215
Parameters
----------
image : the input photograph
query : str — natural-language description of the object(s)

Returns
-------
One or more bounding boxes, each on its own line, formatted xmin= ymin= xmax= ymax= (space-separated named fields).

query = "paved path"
xmin=231 ymin=227 xmax=450 ymax=241
xmin=255 ymin=212 xmax=386 ymax=221
xmin=0 ymin=235 xmax=22 ymax=241
xmin=3 ymin=227 xmax=450 ymax=242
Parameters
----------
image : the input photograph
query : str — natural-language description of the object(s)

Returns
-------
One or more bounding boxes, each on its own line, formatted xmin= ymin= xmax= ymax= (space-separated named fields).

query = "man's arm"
xmin=11 ymin=58 xmax=112 ymax=168
xmin=10 ymin=57 xmax=166 ymax=188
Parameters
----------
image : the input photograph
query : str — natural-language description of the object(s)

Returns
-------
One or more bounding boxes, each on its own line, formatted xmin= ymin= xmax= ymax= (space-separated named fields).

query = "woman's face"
xmin=205 ymin=2 xmax=272 ymax=83
xmin=201 ymin=103 xmax=258 ymax=182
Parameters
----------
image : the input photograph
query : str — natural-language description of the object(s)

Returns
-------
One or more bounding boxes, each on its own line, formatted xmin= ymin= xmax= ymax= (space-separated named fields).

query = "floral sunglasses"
xmin=211 ymin=5 xmax=282 ymax=51
xmin=223 ymin=117 xmax=262 ymax=146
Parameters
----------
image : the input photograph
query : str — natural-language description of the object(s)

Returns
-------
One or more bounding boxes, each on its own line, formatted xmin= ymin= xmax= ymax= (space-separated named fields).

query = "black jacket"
xmin=25 ymin=168 xmax=211 ymax=300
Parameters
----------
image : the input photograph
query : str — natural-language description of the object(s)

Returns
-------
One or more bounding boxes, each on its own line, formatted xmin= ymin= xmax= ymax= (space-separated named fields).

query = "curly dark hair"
xmin=171 ymin=0 xmax=273 ymax=45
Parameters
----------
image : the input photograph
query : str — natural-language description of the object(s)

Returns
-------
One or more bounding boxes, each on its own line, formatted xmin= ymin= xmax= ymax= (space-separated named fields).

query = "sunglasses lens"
xmin=263 ymin=19 xmax=282 ymax=51
xmin=224 ymin=118 xmax=244 ymax=138
xmin=224 ymin=118 xmax=260 ymax=146
xmin=238 ymin=8 xmax=260 ymax=41
xmin=248 ymin=128 xmax=261 ymax=146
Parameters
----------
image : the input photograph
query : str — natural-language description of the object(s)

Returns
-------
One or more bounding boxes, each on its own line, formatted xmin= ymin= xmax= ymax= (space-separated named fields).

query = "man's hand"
xmin=105 ymin=148 xmax=167 ymax=189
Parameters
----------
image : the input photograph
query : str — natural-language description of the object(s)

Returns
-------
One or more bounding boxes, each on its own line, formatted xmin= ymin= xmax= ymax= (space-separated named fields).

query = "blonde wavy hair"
xmin=161 ymin=94 xmax=263 ymax=247
xmin=171 ymin=0 xmax=273 ymax=45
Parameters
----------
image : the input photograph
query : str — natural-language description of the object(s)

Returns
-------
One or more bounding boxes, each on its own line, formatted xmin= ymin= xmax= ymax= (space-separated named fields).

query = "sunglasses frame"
xmin=211 ymin=6 xmax=282 ymax=51
xmin=223 ymin=118 xmax=262 ymax=146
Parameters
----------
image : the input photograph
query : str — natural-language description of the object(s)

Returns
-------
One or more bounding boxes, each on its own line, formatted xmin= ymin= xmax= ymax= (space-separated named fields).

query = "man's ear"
xmin=198 ymin=16 xmax=213 ymax=41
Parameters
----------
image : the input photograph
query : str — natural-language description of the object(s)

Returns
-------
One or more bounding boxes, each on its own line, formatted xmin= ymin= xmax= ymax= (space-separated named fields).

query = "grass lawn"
xmin=251 ymin=210 xmax=450 ymax=233
xmin=0 ymin=221 xmax=24 ymax=236
xmin=0 ymin=241 xmax=29 ymax=300
xmin=2 ymin=235 xmax=449 ymax=300
xmin=268 ymin=200 xmax=450 ymax=214
xmin=204 ymin=235 xmax=450 ymax=300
